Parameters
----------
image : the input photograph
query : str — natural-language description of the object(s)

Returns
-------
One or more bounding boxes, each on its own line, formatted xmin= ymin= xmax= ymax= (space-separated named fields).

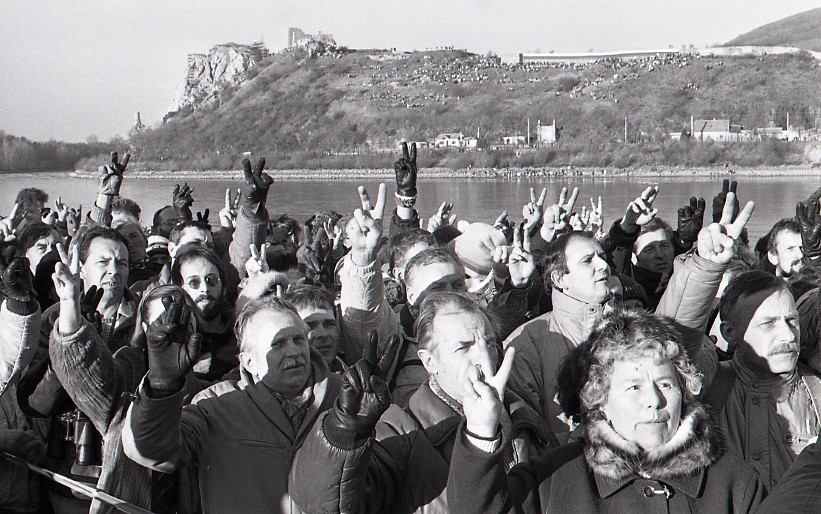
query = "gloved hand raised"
xmin=796 ymin=189 xmax=821 ymax=260
xmin=172 ymin=183 xmax=195 ymax=222
xmin=394 ymin=142 xmax=418 ymax=198
xmin=711 ymin=179 xmax=740 ymax=223
xmin=326 ymin=332 xmax=400 ymax=441
xmin=677 ymin=196 xmax=706 ymax=245
xmin=98 ymin=151 xmax=130 ymax=197
xmin=241 ymin=157 xmax=273 ymax=216
xmin=146 ymin=293 xmax=201 ymax=393
xmin=2 ymin=257 xmax=34 ymax=301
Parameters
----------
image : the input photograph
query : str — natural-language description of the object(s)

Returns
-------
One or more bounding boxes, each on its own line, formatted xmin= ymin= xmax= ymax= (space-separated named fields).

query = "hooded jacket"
xmin=447 ymin=405 xmax=764 ymax=514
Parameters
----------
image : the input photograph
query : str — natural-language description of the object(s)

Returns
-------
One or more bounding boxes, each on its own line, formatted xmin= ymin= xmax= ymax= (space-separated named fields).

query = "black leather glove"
xmin=677 ymin=196 xmax=705 ymax=244
xmin=241 ymin=157 xmax=273 ymax=216
xmin=172 ymin=183 xmax=195 ymax=222
xmin=797 ymin=199 xmax=821 ymax=260
xmin=98 ymin=151 xmax=130 ymax=196
xmin=0 ymin=429 xmax=46 ymax=466
xmin=146 ymin=293 xmax=201 ymax=393
xmin=80 ymin=286 xmax=104 ymax=332
xmin=196 ymin=209 xmax=210 ymax=226
xmin=394 ymin=142 xmax=418 ymax=198
xmin=325 ymin=332 xmax=400 ymax=442
xmin=1 ymin=256 xmax=34 ymax=306
xmin=711 ymin=179 xmax=739 ymax=223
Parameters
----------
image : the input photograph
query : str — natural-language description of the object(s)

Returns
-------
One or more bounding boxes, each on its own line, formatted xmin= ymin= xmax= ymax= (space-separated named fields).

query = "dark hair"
xmin=169 ymin=220 xmax=212 ymax=245
xmin=18 ymin=222 xmax=57 ymax=251
xmin=170 ymin=246 xmax=235 ymax=307
xmin=15 ymin=188 xmax=48 ymax=210
xmin=73 ymin=226 xmax=130 ymax=265
xmin=767 ymin=218 xmax=802 ymax=255
xmin=112 ymin=197 xmax=142 ymax=220
xmin=541 ymin=231 xmax=598 ymax=290
xmin=389 ymin=228 xmax=436 ymax=273
xmin=719 ymin=270 xmax=789 ymax=329
xmin=284 ymin=284 xmax=334 ymax=312
xmin=151 ymin=205 xmax=176 ymax=234
xmin=404 ymin=246 xmax=461 ymax=289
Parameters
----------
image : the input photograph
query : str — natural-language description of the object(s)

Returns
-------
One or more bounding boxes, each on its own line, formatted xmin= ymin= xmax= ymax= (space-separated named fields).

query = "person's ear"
xmin=239 ymin=352 xmax=256 ymax=380
xmin=767 ymin=250 xmax=778 ymax=267
xmin=551 ymin=270 xmax=567 ymax=291
xmin=418 ymin=348 xmax=437 ymax=376
xmin=719 ymin=320 xmax=736 ymax=346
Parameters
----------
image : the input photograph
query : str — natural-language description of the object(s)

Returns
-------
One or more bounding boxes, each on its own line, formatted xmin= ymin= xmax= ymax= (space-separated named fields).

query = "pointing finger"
xmin=536 ymin=187 xmax=547 ymax=207
xmin=410 ymin=142 xmax=417 ymax=163
xmin=120 ymin=153 xmax=131 ymax=169
xmin=728 ymin=201 xmax=755 ymax=238
xmin=401 ymin=141 xmax=410 ymax=161
xmin=719 ymin=192 xmax=736 ymax=226
xmin=565 ymin=187 xmax=579 ymax=211
xmin=373 ymin=183 xmax=387 ymax=220
xmin=358 ymin=186 xmax=372 ymax=211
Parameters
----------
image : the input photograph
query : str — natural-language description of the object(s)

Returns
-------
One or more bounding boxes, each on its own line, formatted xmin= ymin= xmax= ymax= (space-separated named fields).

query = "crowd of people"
xmin=1 ymin=144 xmax=820 ymax=513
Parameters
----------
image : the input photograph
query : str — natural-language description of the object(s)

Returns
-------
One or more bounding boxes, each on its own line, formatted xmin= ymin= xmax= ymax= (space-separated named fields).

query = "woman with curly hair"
xmin=448 ymin=308 xmax=765 ymax=513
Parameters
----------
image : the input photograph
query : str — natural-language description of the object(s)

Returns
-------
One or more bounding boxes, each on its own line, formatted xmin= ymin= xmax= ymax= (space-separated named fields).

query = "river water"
xmin=1 ymin=172 xmax=819 ymax=242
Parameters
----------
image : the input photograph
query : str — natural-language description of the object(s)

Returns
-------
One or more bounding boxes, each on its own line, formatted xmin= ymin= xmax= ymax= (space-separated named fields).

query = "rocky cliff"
xmin=165 ymin=43 xmax=265 ymax=121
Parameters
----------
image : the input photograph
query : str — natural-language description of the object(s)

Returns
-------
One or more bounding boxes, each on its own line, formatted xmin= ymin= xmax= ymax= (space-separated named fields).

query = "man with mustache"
xmin=170 ymin=245 xmax=238 ymax=382
xmin=763 ymin=218 xmax=804 ymax=278
xmin=711 ymin=269 xmax=820 ymax=487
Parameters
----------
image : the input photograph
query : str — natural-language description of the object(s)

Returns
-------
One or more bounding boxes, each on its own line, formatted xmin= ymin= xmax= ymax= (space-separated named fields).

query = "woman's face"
xmin=601 ymin=356 xmax=682 ymax=450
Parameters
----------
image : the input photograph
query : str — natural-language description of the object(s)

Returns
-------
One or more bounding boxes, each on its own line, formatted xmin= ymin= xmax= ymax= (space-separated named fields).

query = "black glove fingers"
xmin=242 ymin=159 xmax=253 ymax=181
xmin=364 ymin=331 xmax=378 ymax=367
xmin=376 ymin=335 xmax=401 ymax=382
xmin=119 ymin=153 xmax=130 ymax=169
xmin=401 ymin=142 xmax=409 ymax=161
xmin=410 ymin=142 xmax=417 ymax=163
xmin=253 ymin=157 xmax=266 ymax=176
xmin=110 ymin=151 xmax=119 ymax=166
xmin=729 ymin=180 xmax=737 ymax=194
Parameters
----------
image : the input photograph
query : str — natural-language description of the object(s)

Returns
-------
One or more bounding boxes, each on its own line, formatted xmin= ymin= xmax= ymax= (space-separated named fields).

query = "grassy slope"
xmin=131 ymin=46 xmax=820 ymax=169
xmin=727 ymin=7 xmax=821 ymax=52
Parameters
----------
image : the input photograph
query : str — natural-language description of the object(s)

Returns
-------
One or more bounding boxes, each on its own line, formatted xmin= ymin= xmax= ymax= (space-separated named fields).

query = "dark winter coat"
xmin=447 ymin=405 xmax=764 ymax=514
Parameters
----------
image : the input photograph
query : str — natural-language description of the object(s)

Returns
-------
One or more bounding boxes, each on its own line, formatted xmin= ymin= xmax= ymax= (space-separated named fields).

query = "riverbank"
xmin=69 ymin=164 xmax=821 ymax=181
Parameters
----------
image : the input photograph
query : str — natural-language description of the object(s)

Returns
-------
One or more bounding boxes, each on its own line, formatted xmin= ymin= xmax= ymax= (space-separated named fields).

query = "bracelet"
xmin=465 ymin=426 xmax=501 ymax=441
xmin=395 ymin=193 xmax=417 ymax=208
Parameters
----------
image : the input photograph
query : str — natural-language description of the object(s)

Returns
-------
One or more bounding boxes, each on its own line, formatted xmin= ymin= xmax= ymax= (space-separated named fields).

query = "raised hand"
xmin=2 ymin=257 xmax=34 ymax=301
xmin=522 ymin=187 xmax=547 ymax=232
xmin=677 ymin=196 xmax=706 ymax=244
xmin=327 ymin=332 xmax=400 ymax=438
xmin=98 ymin=151 xmax=130 ymax=196
xmin=241 ymin=157 xmax=273 ymax=215
xmin=697 ymin=192 xmax=755 ymax=265
xmin=323 ymin=217 xmax=343 ymax=249
xmin=41 ymin=208 xmax=56 ymax=227
xmin=55 ymin=196 xmax=68 ymax=222
xmin=587 ymin=196 xmax=604 ymax=233
xmin=796 ymin=193 xmax=821 ymax=260
xmin=394 ymin=142 xmax=418 ymax=198
xmin=219 ymin=189 xmax=238 ymax=228
xmin=712 ymin=179 xmax=739 ymax=223
xmin=196 ymin=209 xmax=210 ymax=226
xmin=146 ymin=293 xmax=202 ymax=392
xmin=245 ymin=243 xmax=270 ymax=278
xmin=427 ymin=201 xmax=457 ymax=233
xmin=493 ymin=211 xmax=515 ymax=243
xmin=540 ymin=186 xmax=579 ymax=243
xmin=350 ymin=184 xmax=387 ymax=266
xmin=508 ymin=226 xmax=535 ymax=288
xmin=52 ymin=243 xmax=82 ymax=302
xmin=621 ymin=185 xmax=659 ymax=232
xmin=462 ymin=347 xmax=516 ymax=438
xmin=172 ymin=183 xmax=195 ymax=222
xmin=0 ymin=203 xmax=22 ymax=241
xmin=66 ymin=206 xmax=82 ymax=237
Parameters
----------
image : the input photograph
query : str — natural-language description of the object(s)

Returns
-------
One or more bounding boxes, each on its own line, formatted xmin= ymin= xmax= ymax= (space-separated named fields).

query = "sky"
xmin=1 ymin=0 xmax=820 ymax=142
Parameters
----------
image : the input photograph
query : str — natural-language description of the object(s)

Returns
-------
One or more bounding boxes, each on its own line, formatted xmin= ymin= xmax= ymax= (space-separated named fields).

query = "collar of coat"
xmin=584 ymin=403 xmax=724 ymax=498
xmin=549 ymin=289 xmax=608 ymax=344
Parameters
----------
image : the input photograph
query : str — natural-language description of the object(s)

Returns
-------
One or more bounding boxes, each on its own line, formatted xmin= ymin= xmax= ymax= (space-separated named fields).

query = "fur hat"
xmin=450 ymin=222 xmax=507 ymax=277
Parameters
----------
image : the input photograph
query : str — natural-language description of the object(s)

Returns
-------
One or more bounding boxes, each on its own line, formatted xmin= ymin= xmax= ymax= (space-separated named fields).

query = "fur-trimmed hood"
xmin=584 ymin=403 xmax=724 ymax=481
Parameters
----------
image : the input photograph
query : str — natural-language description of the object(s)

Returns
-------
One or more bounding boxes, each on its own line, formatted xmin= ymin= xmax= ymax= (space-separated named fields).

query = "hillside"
xmin=727 ymin=7 xmax=821 ymax=52
xmin=130 ymin=45 xmax=821 ymax=170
